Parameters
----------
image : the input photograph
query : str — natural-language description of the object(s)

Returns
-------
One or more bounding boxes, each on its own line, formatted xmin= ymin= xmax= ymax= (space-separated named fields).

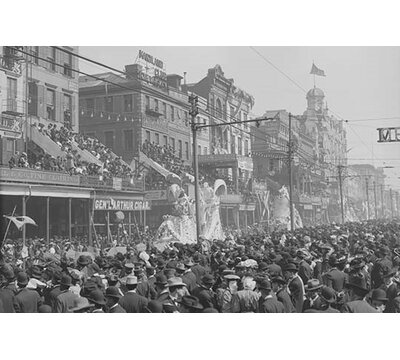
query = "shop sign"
xmin=94 ymin=198 xmax=151 ymax=211
xmin=377 ymin=127 xmax=400 ymax=143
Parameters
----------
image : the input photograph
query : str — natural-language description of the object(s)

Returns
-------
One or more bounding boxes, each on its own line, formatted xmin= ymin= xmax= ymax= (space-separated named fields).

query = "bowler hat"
xmin=305 ymin=279 xmax=322 ymax=292
xmin=258 ymin=279 xmax=272 ymax=290
xmin=60 ymin=274 xmax=72 ymax=287
xmin=77 ymin=255 xmax=90 ymax=266
xmin=271 ymin=276 xmax=286 ymax=285
xmin=154 ymin=274 xmax=168 ymax=286
xmin=167 ymin=277 xmax=186 ymax=288
xmin=88 ymin=290 xmax=106 ymax=305
xmin=201 ymin=274 xmax=215 ymax=286
xmin=371 ymin=289 xmax=388 ymax=302
xmin=345 ymin=275 xmax=369 ymax=294
xmin=320 ymin=286 xmax=336 ymax=303
xmin=283 ymin=262 xmax=298 ymax=272
xmin=105 ymin=286 xmax=122 ymax=299
xmin=184 ymin=259 xmax=194 ymax=267
xmin=17 ymin=272 xmax=29 ymax=286
xmin=178 ymin=295 xmax=204 ymax=310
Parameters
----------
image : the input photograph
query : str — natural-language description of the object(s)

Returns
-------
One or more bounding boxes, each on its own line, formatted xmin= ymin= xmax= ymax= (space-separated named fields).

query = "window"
xmin=104 ymin=131 xmax=114 ymax=149
xmin=47 ymin=47 xmax=56 ymax=71
xmin=60 ymin=50 xmax=73 ymax=77
xmin=185 ymin=142 xmax=189 ymax=160
xmin=46 ymin=89 xmax=55 ymax=120
xmin=124 ymin=130 xmax=133 ymax=151
xmin=155 ymin=133 xmax=160 ymax=144
xmin=6 ymin=138 xmax=15 ymax=153
xmin=63 ymin=94 xmax=72 ymax=128
xmin=105 ymin=96 xmax=113 ymax=113
xmin=28 ymin=82 xmax=38 ymax=116
xmin=170 ymin=105 xmax=174 ymax=121
xmin=198 ymin=145 xmax=201 ymax=155
xmin=145 ymin=96 xmax=150 ymax=110
xmin=244 ymin=139 xmax=249 ymax=156
xmin=7 ymin=77 xmax=17 ymax=112
xmin=154 ymin=99 xmax=159 ymax=112
xmin=163 ymin=135 xmax=168 ymax=147
xmin=30 ymin=46 xmax=39 ymax=64
xmin=86 ymin=98 xmax=94 ymax=110
xmin=204 ymin=147 xmax=208 ymax=155
xmin=178 ymin=140 xmax=182 ymax=158
xmin=170 ymin=137 xmax=175 ymax=152
xmin=146 ymin=130 xmax=151 ymax=142
xmin=230 ymin=106 xmax=236 ymax=120
xmin=124 ymin=95 xmax=132 ymax=112
xmin=238 ymin=137 xmax=242 ymax=155
xmin=162 ymin=102 xmax=167 ymax=116
xmin=269 ymin=160 xmax=274 ymax=172
xmin=216 ymin=98 xmax=222 ymax=118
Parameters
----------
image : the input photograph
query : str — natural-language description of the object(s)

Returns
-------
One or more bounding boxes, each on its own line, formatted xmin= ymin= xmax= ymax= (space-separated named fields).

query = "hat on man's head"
xmin=60 ymin=274 xmax=72 ymax=287
xmin=175 ymin=263 xmax=186 ymax=272
xmin=87 ymin=289 xmax=106 ymax=305
xmin=154 ymin=273 xmax=168 ymax=286
xmin=320 ymin=286 xmax=336 ymax=304
xmin=305 ymin=279 xmax=322 ymax=292
xmin=167 ymin=277 xmax=186 ymax=288
xmin=271 ymin=275 xmax=286 ymax=285
xmin=30 ymin=266 xmax=42 ymax=279
xmin=371 ymin=288 xmax=388 ymax=303
xmin=105 ymin=286 xmax=122 ymax=299
xmin=178 ymin=296 xmax=204 ymax=310
xmin=258 ymin=279 xmax=272 ymax=291
xmin=17 ymin=272 xmax=29 ymax=286
xmin=77 ymin=255 xmax=90 ymax=266
xmin=183 ymin=259 xmax=194 ymax=267
xmin=124 ymin=262 xmax=135 ymax=270
xmin=201 ymin=274 xmax=215 ymax=286
xmin=258 ymin=262 xmax=269 ymax=271
xmin=224 ymin=274 xmax=240 ymax=281
xmin=345 ymin=275 xmax=369 ymax=295
xmin=2 ymin=265 xmax=15 ymax=280
xmin=70 ymin=297 xmax=95 ymax=312
xmin=283 ymin=262 xmax=298 ymax=272
xmin=126 ymin=275 xmax=138 ymax=285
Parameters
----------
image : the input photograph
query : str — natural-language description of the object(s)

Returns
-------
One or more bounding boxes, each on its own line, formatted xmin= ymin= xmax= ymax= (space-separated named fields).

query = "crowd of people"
xmin=6 ymin=123 xmax=137 ymax=180
xmin=1 ymin=219 xmax=400 ymax=313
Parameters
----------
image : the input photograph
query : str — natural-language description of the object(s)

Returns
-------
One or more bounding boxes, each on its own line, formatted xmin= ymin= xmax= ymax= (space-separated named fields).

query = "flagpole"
xmin=1 ymin=206 xmax=17 ymax=248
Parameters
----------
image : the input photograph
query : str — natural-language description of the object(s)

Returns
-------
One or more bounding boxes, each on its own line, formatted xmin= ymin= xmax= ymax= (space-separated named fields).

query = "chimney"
xmin=167 ymin=74 xmax=183 ymax=90
xmin=125 ymin=64 xmax=143 ymax=79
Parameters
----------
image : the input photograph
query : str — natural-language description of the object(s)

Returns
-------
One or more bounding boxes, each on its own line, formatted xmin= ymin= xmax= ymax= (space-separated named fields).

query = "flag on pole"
xmin=310 ymin=63 xmax=326 ymax=77
xmin=3 ymin=215 xmax=37 ymax=230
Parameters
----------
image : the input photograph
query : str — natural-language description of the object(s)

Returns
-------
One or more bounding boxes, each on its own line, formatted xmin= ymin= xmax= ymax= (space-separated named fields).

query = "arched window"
xmin=216 ymin=98 xmax=222 ymax=118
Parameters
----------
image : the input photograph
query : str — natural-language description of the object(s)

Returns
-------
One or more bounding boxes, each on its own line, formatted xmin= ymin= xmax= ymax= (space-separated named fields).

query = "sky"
xmin=79 ymin=46 xmax=400 ymax=190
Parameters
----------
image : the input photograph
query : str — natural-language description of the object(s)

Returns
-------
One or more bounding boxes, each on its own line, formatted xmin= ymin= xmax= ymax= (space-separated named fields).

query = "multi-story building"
xmin=186 ymin=65 xmax=256 ymax=228
xmin=79 ymin=52 xmax=210 ymax=227
xmin=253 ymin=87 xmax=348 ymax=226
xmin=0 ymin=46 xmax=145 ymax=243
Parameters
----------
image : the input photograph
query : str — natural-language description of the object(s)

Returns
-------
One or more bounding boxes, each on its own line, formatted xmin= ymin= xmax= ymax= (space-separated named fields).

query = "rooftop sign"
xmin=377 ymin=127 xmax=400 ymax=143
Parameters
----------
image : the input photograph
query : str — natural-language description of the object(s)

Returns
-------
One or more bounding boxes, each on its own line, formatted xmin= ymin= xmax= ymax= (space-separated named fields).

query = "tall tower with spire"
xmin=306 ymin=87 xmax=325 ymax=113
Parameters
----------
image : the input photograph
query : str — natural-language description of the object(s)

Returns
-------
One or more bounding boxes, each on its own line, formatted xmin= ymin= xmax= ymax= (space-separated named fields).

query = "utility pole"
xmin=390 ymin=188 xmax=394 ymax=219
xmin=380 ymin=185 xmax=385 ymax=218
xmin=337 ymin=165 xmax=345 ymax=224
xmin=365 ymin=177 xmax=370 ymax=220
xmin=288 ymin=113 xmax=294 ymax=232
xmin=189 ymin=93 xmax=201 ymax=243
xmin=397 ymin=192 xmax=400 ymax=218
xmin=373 ymin=181 xmax=378 ymax=219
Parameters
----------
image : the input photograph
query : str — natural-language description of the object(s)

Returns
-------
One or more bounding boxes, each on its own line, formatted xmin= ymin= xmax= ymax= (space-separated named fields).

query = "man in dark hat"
xmin=341 ymin=276 xmax=377 ymax=313
xmin=258 ymin=279 xmax=285 ymax=313
xmin=14 ymin=272 xmax=42 ymax=313
xmin=304 ymin=286 xmax=340 ymax=313
xmin=119 ymin=275 xmax=149 ymax=313
xmin=191 ymin=253 xmax=207 ymax=284
xmin=380 ymin=269 xmax=398 ymax=313
xmin=192 ymin=274 xmax=217 ymax=310
xmin=178 ymin=295 xmax=204 ymax=313
xmin=105 ymin=286 xmax=126 ymax=313
xmin=44 ymin=270 xmax=62 ymax=308
xmin=302 ymin=279 xmax=323 ymax=312
xmin=87 ymin=289 xmax=106 ymax=313
xmin=297 ymin=250 xmax=313 ymax=285
xmin=145 ymin=300 xmax=164 ymax=313
xmin=271 ymin=276 xmax=294 ymax=313
xmin=0 ymin=265 xmax=16 ymax=313
xmin=369 ymin=288 xmax=388 ymax=313
xmin=154 ymin=273 xmax=169 ymax=302
xmin=322 ymin=254 xmax=348 ymax=293
xmin=181 ymin=260 xmax=197 ymax=294
xmin=283 ymin=262 xmax=305 ymax=313
xmin=371 ymin=246 xmax=393 ymax=289
xmin=54 ymin=275 xmax=79 ymax=313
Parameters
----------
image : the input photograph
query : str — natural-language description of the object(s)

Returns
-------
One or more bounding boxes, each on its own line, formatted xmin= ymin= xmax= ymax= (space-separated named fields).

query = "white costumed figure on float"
xmin=154 ymin=179 xmax=227 ymax=250
xmin=272 ymin=185 xmax=303 ymax=230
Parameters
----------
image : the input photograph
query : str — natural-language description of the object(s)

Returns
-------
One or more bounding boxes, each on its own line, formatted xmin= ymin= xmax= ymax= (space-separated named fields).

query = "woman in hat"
xmin=87 ymin=289 xmax=107 ymax=313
